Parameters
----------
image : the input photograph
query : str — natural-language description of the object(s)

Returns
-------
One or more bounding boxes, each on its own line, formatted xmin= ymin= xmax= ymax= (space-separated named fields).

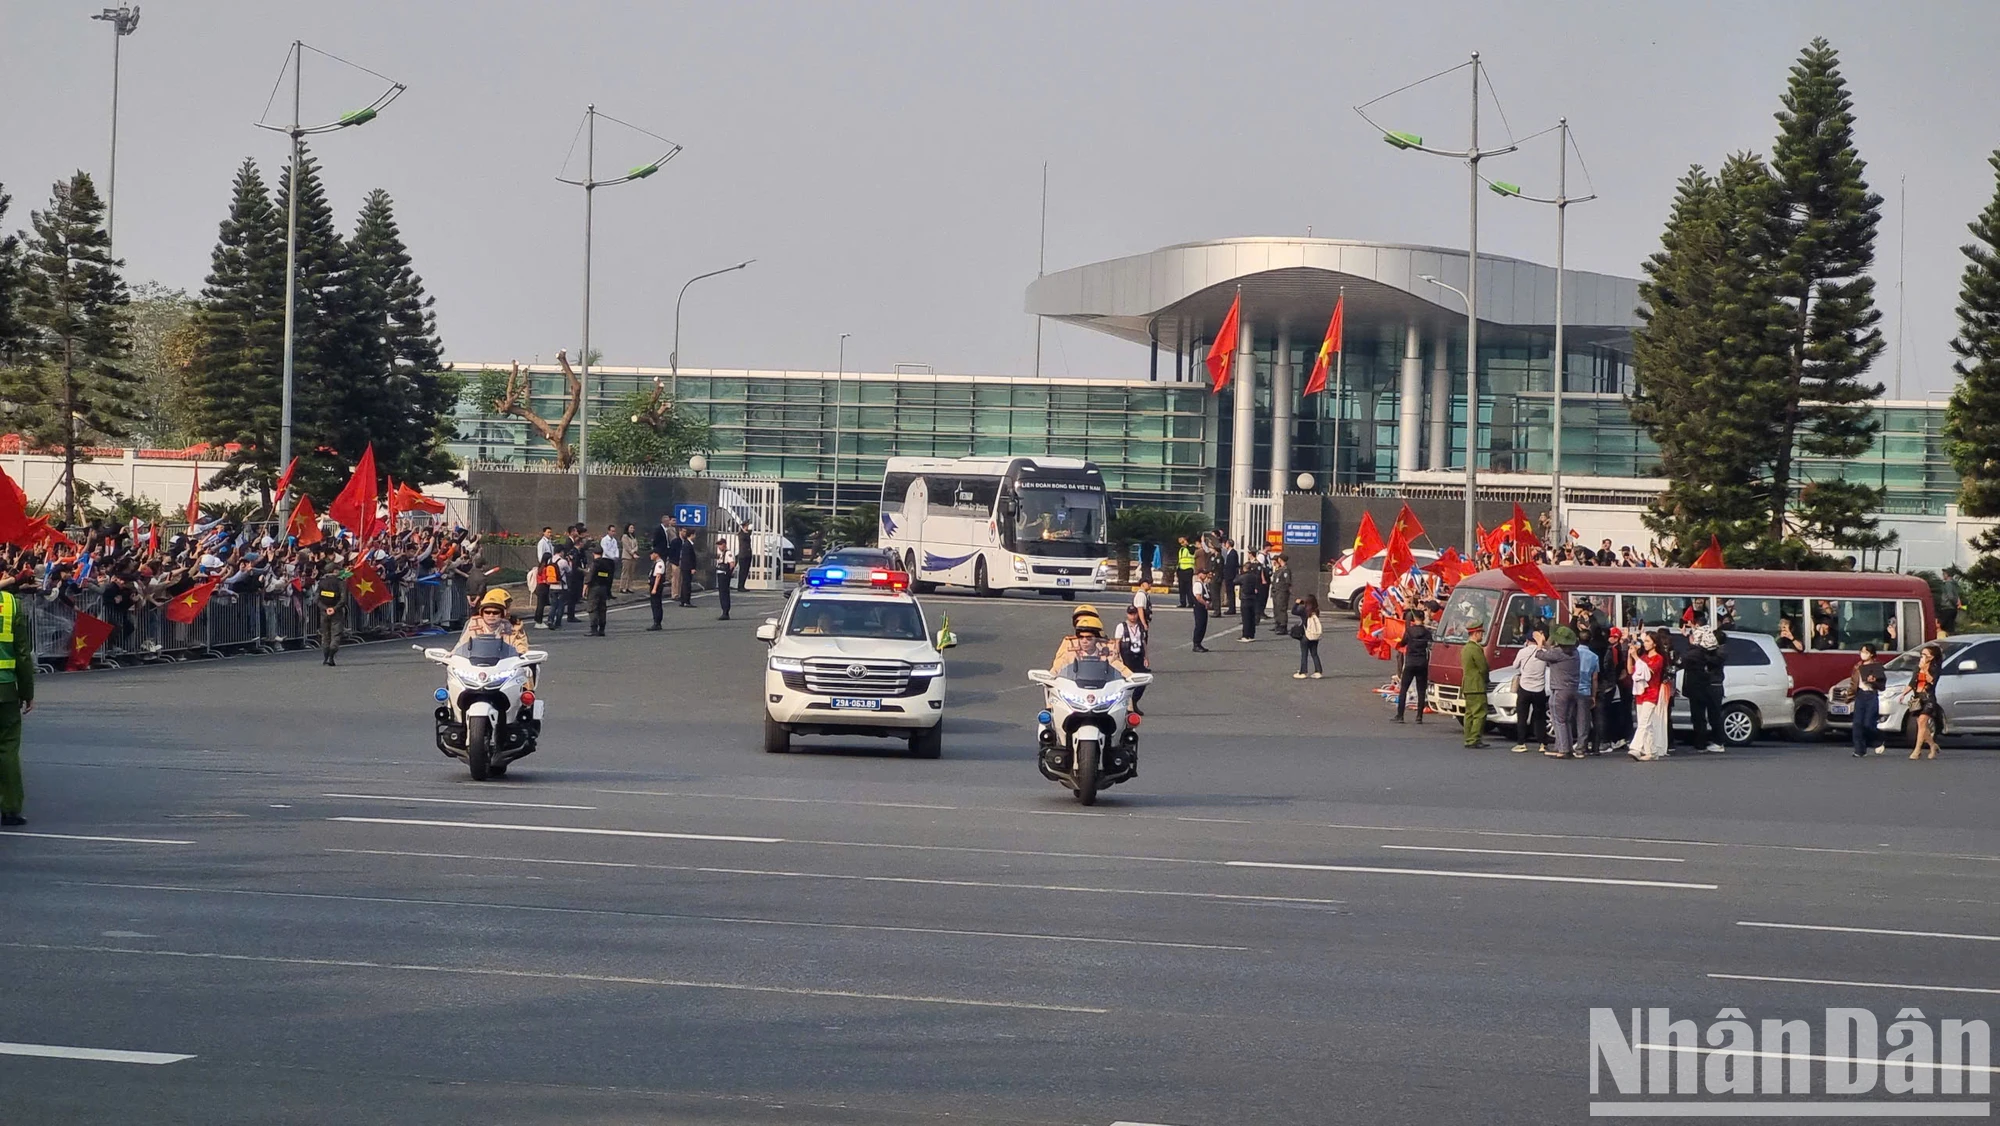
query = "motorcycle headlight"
xmin=769 ymin=656 xmax=804 ymax=673
xmin=910 ymin=662 xmax=943 ymax=677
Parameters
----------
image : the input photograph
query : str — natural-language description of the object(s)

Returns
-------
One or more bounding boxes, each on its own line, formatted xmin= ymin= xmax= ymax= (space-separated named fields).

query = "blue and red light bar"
xmin=805 ymin=565 xmax=910 ymax=592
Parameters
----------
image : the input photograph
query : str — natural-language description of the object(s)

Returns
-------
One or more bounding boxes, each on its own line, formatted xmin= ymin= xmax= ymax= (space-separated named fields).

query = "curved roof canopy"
xmin=1024 ymin=237 xmax=1641 ymax=355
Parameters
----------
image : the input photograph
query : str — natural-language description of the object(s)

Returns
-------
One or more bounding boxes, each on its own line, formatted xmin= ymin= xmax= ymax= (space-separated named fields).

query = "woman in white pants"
xmin=1628 ymin=629 xmax=1672 ymax=761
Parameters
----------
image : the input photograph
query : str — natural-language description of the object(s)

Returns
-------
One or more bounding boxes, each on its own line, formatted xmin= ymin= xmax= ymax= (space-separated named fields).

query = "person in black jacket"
xmin=1682 ymin=626 xmax=1728 ymax=752
xmin=585 ymin=548 xmax=618 ymax=635
xmin=1394 ymin=609 xmax=1433 ymax=723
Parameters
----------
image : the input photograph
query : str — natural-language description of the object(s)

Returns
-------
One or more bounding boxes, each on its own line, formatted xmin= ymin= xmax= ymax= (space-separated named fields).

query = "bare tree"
xmin=487 ymin=350 xmax=583 ymax=467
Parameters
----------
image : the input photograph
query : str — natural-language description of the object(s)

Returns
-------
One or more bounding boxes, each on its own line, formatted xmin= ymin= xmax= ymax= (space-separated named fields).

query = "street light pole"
xmin=1361 ymin=51 xmax=1517 ymax=554
xmin=1491 ymin=118 xmax=1598 ymax=541
xmin=90 ymin=5 xmax=140 ymax=251
xmin=830 ymin=333 xmax=850 ymax=516
xmin=670 ymin=259 xmax=756 ymax=402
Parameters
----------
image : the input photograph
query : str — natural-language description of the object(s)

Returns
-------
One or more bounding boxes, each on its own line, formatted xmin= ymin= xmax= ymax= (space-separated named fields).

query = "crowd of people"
xmin=524 ymin=516 xmax=752 ymax=636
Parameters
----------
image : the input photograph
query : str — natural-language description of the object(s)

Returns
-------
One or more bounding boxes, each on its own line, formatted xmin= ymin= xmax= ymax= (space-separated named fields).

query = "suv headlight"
xmin=910 ymin=662 xmax=943 ymax=677
xmin=769 ymin=656 xmax=804 ymax=673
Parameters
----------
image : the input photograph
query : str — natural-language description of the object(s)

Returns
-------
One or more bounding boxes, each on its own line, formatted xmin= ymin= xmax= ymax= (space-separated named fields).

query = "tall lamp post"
xmin=829 ymin=332 xmax=851 ymax=516
xmin=556 ymin=105 xmax=681 ymax=524
xmin=1358 ymin=51 xmax=1516 ymax=553
xmin=90 ymin=5 xmax=140 ymax=251
xmin=1489 ymin=117 xmax=1596 ymax=540
xmin=253 ymin=41 xmax=404 ymax=521
xmin=670 ymin=259 xmax=755 ymax=401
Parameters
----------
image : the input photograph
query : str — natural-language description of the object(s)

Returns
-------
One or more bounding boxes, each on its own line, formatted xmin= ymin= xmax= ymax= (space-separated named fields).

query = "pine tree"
xmin=1944 ymin=150 xmax=2000 ymax=573
xmin=0 ymin=183 xmax=23 ymax=367
xmin=3 ymin=172 xmax=137 ymax=522
xmin=188 ymin=159 xmax=288 ymax=494
xmin=1763 ymin=37 xmax=1889 ymax=551
xmin=275 ymin=146 xmax=369 ymax=504
xmin=347 ymin=188 xmax=456 ymax=486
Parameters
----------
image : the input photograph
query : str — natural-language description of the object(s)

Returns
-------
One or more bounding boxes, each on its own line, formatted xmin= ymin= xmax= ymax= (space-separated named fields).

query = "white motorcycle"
xmin=1029 ymin=658 xmax=1151 ymax=805
xmin=421 ymin=637 xmax=548 ymax=781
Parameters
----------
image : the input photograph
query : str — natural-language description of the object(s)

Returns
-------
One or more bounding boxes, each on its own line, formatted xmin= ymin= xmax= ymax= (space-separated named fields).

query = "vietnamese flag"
xmin=186 ymin=467 xmax=202 ymax=529
xmin=1432 ymin=546 xmax=1471 ymax=585
xmin=273 ymin=456 xmax=299 ymax=505
xmin=67 ymin=611 xmax=114 ymax=671
xmin=347 ymin=559 xmax=392 ymax=613
xmin=1501 ymin=561 xmax=1562 ymax=601
xmin=1511 ymin=503 xmax=1542 ymax=552
xmin=328 ymin=445 xmax=380 ymax=541
xmin=395 ymin=482 xmax=445 ymax=514
xmin=287 ymin=495 xmax=324 ymax=546
xmin=1391 ymin=502 xmax=1426 ymax=544
xmin=165 ymin=578 xmax=220 ymax=624
xmin=1341 ymin=511 xmax=1385 ymax=574
xmin=1303 ymin=295 xmax=1344 ymax=396
xmin=0 ymin=467 xmax=29 ymax=545
xmin=1205 ymin=291 xmax=1243 ymax=392
xmin=1691 ymin=534 xmax=1726 ymax=570
xmin=1379 ymin=521 xmax=1417 ymax=590
xmin=385 ymin=475 xmax=401 ymax=535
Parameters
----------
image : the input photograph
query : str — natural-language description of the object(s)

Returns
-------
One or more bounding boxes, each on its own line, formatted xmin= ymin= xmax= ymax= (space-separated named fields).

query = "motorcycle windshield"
xmin=1055 ymin=657 xmax=1116 ymax=690
xmin=455 ymin=635 xmax=514 ymax=667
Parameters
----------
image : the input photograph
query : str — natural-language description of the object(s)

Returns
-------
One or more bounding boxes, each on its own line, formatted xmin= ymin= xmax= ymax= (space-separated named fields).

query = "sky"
xmin=4 ymin=1 xmax=1998 ymax=396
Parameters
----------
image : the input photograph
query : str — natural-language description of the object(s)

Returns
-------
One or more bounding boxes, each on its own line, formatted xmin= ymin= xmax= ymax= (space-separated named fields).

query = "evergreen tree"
xmin=1944 ymin=150 xmax=2000 ymax=574
xmin=347 ymin=188 xmax=457 ymax=486
xmin=1762 ymin=37 xmax=1889 ymax=550
xmin=275 ymin=146 xmax=369 ymax=503
xmin=188 ymin=159 xmax=287 ymax=493
xmin=2 ymin=173 xmax=137 ymax=522
xmin=0 ymin=183 xmax=22 ymax=367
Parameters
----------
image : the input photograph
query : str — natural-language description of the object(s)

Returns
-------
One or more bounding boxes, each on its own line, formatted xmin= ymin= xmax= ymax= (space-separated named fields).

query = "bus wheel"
xmin=974 ymin=557 xmax=994 ymax=597
xmin=907 ymin=550 xmax=936 ymax=593
xmin=1792 ymin=693 xmax=1830 ymax=739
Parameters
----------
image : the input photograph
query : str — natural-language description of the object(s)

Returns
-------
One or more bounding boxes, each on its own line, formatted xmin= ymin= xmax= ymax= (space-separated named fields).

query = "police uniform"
xmin=315 ymin=572 xmax=347 ymax=665
xmin=0 ymin=590 xmax=35 ymax=825
xmin=586 ymin=552 xmax=617 ymax=635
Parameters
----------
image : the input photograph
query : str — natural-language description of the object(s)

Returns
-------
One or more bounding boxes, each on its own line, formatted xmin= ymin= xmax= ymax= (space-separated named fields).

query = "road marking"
xmin=329 ymin=817 xmax=780 ymax=844
xmin=78 ymin=882 xmax=1247 ymax=952
xmin=1710 ymin=973 xmax=2000 ymax=996
xmin=327 ymin=848 xmax=1349 ymax=907
xmin=1381 ymin=844 xmax=1685 ymax=864
xmin=322 ymin=793 xmax=597 ymax=811
xmin=594 ymin=789 xmax=959 ymax=812
xmin=0 ymin=941 xmax=1105 ymax=1015
xmin=1738 ymin=920 xmax=2000 ymax=943
xmin=0 ymin=1041 xmax=193 ymax=1065
xmin=0 ymin=831 xmax=193 ymax=845
xmin=1225 ymin=860 xmax=1716 ymax=890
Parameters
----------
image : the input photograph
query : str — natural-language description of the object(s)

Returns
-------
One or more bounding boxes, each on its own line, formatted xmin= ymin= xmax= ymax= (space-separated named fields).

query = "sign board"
xmin=674 ymin=503 xmax=709 ymax=528
xmin=1283 ymin=521 xmax=1320 ymax=546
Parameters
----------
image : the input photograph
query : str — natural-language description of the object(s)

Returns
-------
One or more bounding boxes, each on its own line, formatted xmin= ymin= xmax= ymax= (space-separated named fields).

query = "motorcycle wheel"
xmin=1074 ymin=737 xmax=1099 ymax=805
xmin=467 ymin=715 xmax=492 ymax=781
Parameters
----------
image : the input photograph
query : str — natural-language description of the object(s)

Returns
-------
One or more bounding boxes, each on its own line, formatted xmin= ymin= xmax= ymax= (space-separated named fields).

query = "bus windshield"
xmin=1010 ymin=487 xmax=1106 ymax=557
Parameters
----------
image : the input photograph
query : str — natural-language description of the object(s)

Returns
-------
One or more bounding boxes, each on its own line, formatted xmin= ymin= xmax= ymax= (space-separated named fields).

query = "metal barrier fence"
xmin=16 ymin=578 xmax=469 ymax=672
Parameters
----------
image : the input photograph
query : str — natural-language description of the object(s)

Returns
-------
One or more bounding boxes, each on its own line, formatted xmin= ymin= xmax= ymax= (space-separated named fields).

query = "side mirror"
xmin=755 ymin=621 xmax=778 ymax=642
xmin=422 ymin=647 xmax=451 ymax=660
xmin=1027 ymin=669 xmax=1055 ymax=686
xmin=1958 ymin=659 xmax=1979 ymax=672
xmin=521 ymin=650 xmax=549 ymax=663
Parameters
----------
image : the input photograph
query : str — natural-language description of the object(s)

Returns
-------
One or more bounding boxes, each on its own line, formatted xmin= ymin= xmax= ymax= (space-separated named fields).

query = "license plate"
xmin=1830 ymin=703 xmax=1851 ymax=716
xmin=1055 ymin=577 xmax=1071 ymax=587
xmin=829 ymin=697 xmax=881 ymax=711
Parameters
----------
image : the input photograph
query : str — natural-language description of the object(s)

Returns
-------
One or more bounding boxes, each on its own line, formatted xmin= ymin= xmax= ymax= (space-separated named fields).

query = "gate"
xmin=1232 ymin=491 xmax=1275 ymax=549
xmin=719 ymin=478 xmax=784 ymax=590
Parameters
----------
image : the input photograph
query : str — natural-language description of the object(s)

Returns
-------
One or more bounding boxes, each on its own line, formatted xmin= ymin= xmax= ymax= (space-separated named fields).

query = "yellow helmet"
xmin=479 ymin=588 xmax=512 ymax=609
xmin=1071 ymin=604 xmax=1103 ymax=634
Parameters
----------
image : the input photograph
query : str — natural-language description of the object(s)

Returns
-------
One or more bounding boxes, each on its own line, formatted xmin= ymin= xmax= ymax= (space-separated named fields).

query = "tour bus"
xmin=1426 ymin=566 xmax=1936 ymax=736
xmin=879 ymin=456 xmax=1112 ymax=598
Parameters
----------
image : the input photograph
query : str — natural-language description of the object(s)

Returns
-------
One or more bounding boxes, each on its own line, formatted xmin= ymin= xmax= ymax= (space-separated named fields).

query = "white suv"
xmin=1326 ymin=549 xmax=1440 ymax=612
xmin=756 ymin=566 xmax=950 ymax=758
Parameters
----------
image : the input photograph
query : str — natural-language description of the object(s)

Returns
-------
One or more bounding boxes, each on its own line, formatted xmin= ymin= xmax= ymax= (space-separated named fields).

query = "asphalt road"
xmin=4 ymin=585 xmax=1999 ymax=1125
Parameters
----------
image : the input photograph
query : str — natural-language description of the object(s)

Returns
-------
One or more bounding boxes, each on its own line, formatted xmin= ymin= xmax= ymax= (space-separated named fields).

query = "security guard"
xmin=315 ymin=566 xmax=348 ymax=666
xmin=0 ymin=589 xmax=34 ymax=827
xmin=585 ymin=548 xmax=618 ymax=636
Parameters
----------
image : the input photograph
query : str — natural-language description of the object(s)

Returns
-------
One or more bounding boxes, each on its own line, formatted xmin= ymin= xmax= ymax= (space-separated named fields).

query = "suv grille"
xmin=799 ymin=658 xmax=913 ymax=697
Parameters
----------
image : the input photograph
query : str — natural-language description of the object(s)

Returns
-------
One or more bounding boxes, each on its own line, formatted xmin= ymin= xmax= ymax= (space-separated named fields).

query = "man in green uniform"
xmin=1460 ymin=621 xmax=1490 ymax=749
xmin=315 ymin=566 xmax=348 ymax=667
xmin=0 ymin=589 xmax=35 ymax=827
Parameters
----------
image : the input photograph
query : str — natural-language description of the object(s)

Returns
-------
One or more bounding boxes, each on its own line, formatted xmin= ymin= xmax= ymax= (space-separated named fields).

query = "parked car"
xmin=1861 ymin=634 xmax=2000 ymax=740
xmin=1326 ymin=549 xmax=1440 ymax=613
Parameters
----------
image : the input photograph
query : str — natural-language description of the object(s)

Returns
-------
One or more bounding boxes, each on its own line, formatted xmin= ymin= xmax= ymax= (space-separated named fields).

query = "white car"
xmin=756 ymin=564 xmax=951 ymax=758
xmin=1327 ymin=549 xmax=1440 ymax=612
xmin=1480 ymin=631 xmax=1795 ymax=747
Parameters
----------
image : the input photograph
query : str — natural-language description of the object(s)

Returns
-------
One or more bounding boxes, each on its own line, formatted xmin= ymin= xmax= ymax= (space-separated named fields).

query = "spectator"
xmin=1628 ymin=629 xmax=1672 ymax=761
xmin=1392 ymin=608 xmax=1430 ymax=721
xmin=1293 ymin=595 xmax=1324 ymax=680
xmin=1511 ymin=627 xmax=1551 ymax=754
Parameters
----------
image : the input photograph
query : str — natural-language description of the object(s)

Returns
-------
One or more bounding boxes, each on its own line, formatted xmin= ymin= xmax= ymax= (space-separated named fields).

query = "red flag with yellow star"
xmin=1302 ymin=296 xmax=1344 ymax=396
xmin=68 ymin=611 xmax=114 ymax=670
xmin=347 ymin=559 xmax=392 ymax=613
xmin=165 ymin=578 xmax=220 ymax=624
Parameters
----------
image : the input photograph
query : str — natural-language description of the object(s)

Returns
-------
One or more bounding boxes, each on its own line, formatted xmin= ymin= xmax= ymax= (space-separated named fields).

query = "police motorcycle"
xmin=1028 ymin=655 xmax=1151 ymax=805
xmin=419 ymin=636 xmax=548 ymax=780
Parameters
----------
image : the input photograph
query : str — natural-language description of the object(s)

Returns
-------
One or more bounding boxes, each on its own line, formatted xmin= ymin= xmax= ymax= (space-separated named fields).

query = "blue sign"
xmin=1282 ymin=521 xmax=1320 ymax=546
xmin=674 ymin=503 xmax=709 ymax=528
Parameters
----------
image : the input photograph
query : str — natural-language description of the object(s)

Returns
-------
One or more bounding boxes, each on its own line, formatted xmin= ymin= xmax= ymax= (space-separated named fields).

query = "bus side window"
xmin=1726 ymin=597 xmax=1806 ymax=650
xmin=1833 ymin=599 xmax=1899 ymax=652
xmin=1627 ymin=594 xmax=1708 ymax=629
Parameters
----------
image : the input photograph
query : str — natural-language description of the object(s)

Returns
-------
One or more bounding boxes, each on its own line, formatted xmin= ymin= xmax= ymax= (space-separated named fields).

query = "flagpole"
xmin=1330 ymin=287 xmax=1345 ymax=489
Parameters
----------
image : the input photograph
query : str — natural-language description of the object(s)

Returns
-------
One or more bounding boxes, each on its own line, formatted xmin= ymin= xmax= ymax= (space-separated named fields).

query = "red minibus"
xmin=1427 ymin=567 xmax=1936 ymax=735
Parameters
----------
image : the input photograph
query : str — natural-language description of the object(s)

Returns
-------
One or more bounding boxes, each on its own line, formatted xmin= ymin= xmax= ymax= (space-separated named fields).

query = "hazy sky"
xmin=5 ymin=1 xmax=1997 ymax=394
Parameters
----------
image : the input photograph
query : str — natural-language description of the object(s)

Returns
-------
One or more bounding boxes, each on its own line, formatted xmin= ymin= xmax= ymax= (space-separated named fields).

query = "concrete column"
xmin=1269 ymin=328 xmax=1292 ymax=497
xmin=1229 ymin=317 xmax=1256 ymax=534
xmin=1428 ymin=332 xmax=1450 ymax=471
xmin=1396 ymin=323 xmax=1422 ymax=480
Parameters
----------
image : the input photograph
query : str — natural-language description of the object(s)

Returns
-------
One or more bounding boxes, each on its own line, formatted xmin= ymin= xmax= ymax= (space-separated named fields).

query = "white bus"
xmin=879 ymin=456 xmax=1111 ymax=598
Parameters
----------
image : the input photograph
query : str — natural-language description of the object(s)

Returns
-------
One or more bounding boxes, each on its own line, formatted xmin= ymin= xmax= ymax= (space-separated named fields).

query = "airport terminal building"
xmin=452 ymin=237 xmax=1955 ymax=520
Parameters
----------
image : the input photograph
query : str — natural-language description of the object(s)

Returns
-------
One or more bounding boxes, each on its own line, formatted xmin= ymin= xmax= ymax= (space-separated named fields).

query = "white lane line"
xmin=79 ymin=882 xmax=1250 ymax=952
xmin=1226 ymin=860 xmax=1716 ymax=891
xmin=0 ymin=941 xmax=1105 ymax=1015
xmin=329 ymin=817 xmax=780 ymax=844
xmin=594 ymin=789 xmax=958 ymax=812
xmin=1739 ymin=920 xmax=2000 ymax=943
xmin=0 ymin=1041 xmax=194 ymax=1065
xmin=1710 ymin=973 xmax=2000 ymax=996
xmin=1381 ymin=844 xmax=1686 ymax=864
xmin=326 ymin=848 xmax=1349 ymax=907
xmin=322 ymin=793 xmax=596 ymax=811
xmin=0 ymin=831 xmax=193 ymax=845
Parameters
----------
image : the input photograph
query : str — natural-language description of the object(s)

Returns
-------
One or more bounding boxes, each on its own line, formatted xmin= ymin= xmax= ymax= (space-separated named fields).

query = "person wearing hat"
xmin=1049 ymin=604 xmax=1131 ymax=676
xmin=1460 ymin=621 xmax=1490 ymax=748
xmin=460 ymin=588 xmax=530 ymax=655
xmin=314 ymin=563 xmax=348 ymax=667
